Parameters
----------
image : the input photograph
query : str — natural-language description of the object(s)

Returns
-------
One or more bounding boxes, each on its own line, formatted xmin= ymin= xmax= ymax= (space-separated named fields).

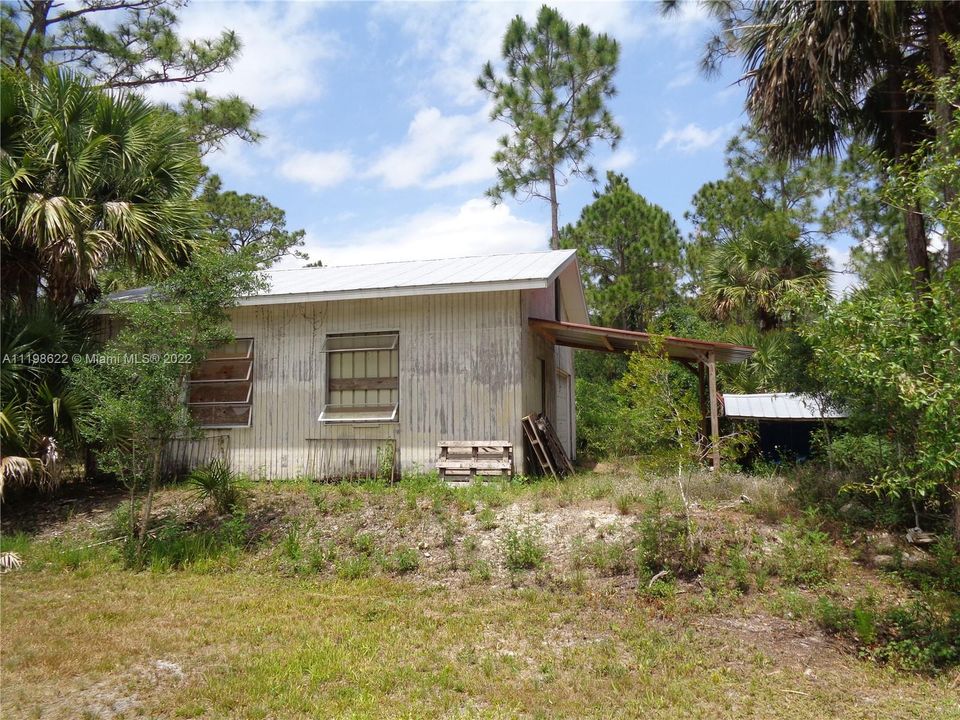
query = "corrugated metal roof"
xmin=530 ymin=319 xmax=756 ymax=364
xmin=722 ymin=393 xmax=846 ymax=420
xmin=256 ymin=249 xmax=576 ymax=302
xmin=107 ymin=250 xmax=578 ymax=306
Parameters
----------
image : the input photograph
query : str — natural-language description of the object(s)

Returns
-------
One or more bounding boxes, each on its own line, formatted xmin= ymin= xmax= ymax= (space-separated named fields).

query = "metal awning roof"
xmin=722 ymin=393 xmax=846 ymax=421
xmin=530 ymin=319 xmax=755 ymax=364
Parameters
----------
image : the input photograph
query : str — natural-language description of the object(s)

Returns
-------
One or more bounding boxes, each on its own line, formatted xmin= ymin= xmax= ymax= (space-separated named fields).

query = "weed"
xmin=281 ymin=524 xmax=303 ymax=563
xmin=635 ymin=491 xmax=703 ymax=578
xmin=769 ymin=522 xmax=834 ymax=586
xmin=502 ymin=522 xmax=546 ymax=571
xmin=335 ymin=555 xmax=372 ymax=580
xmin=382 ymin=547 xmax=420 ymax=574
xmin=469 ymin=559 xmax=493 ymax=583
xmin=586 ymin=538 xmax=632 ymax=576
xmin=614 ymin=493 xmax=637 ymax=516
xmin=351 ymin=532 xmax=377 ymax=556
xmin=476 ymin=507 xmax=498 ymax=531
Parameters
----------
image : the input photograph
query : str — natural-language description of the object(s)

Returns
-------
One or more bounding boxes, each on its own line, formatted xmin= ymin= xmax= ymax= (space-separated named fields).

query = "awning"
xmin=529 ymin=319 xmax=755 ymax=364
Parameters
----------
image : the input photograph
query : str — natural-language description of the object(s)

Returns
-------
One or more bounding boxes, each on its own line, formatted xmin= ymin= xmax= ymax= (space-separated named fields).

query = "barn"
xmin=159 ymin=250 xmax=588 ymax=480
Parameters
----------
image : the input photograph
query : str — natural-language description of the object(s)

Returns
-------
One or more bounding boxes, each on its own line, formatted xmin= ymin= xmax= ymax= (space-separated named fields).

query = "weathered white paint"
xmin=165 ymin=272 xmax=579 ymax=479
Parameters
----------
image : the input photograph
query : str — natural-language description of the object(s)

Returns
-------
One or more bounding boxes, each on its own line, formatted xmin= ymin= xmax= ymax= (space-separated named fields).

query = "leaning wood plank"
xmin=539 ymin=413 xmax=574 ymax=475
xmin=522 ymin=414 xmax=557 ymax=478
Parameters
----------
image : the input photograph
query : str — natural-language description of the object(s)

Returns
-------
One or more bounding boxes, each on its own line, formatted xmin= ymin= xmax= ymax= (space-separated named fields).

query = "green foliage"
xmin=335 ymin=555 xmax=372 ymax=580
xmin=131 ymin=513 xmax=249 ymax=572
xmin=560 ymin=172 xmax=682 ymax=329
xmin=74 ymin=248 xmax=262 ymax=548
xmin=636 ymin=491 xmax=703 ymax=578
xmin=801 ymin=268 xmax=960 ymax=520
xmin=187 ymin=458 xmax=245 ymax=515
xmin=0 ymin=299 xmax=93 ymax=489
xmin=502 ymin=522 xmax=547 ymax=571
xmin=688 ymin=127 xmax=832 ymax=330
xmin=1 ymin=0 xmax=258 ymax=152
xmin=382 ymin=547 xmax=420 ymax=575
xmin=1 ymin=68 xmax=206 ymax=305
xmin=815 ymin=596 xmax=960 ymax=673
xmin=200 ymin=174 xmax=308 ymax=268
xmin=477 ymin=5 xmax=621 ymax=244
xmin=768 ymin=522 xmax=834 ymax=587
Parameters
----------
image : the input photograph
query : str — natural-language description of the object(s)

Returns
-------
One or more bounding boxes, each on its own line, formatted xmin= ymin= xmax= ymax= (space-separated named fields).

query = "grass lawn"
xmin=2 ymin=472 xmax=959 ymax=719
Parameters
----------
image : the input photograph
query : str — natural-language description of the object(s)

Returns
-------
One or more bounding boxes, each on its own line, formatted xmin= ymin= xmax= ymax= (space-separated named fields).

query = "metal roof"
xmin=106 ymin=249 xmax=584 ymax=308
xmin=722 ymin=393 xmax=846 ymax=421
xmin=529 ymin=319 xmax=755 ymax=364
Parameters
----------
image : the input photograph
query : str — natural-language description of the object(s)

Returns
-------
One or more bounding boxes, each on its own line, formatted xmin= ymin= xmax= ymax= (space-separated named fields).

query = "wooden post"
xmin=697 ymin=360 xmax=708 ymax=459
xmin=707 ymin=351 xmax=720 ymax=470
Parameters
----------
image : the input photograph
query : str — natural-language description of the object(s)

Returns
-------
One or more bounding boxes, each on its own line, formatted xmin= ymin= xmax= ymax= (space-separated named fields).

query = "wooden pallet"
xmin=522 ymin=413 xmax=574 ymax=478
xmin=437 ymin=440 xmax=513 ymax=482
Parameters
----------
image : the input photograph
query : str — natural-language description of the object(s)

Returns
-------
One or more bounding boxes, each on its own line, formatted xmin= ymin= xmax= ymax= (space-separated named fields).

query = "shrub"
xmin=188 ymin=458 xmax=245 ymax=514
xmin=586 ymin=538 xmax=632 ymax=576
xmin=769 ymin=522 xmax=834 ymax=586
xmin=502 ymin=522 xmax=546 ymax=571
xmin=636 ymin=491 xmax=703 ymax=577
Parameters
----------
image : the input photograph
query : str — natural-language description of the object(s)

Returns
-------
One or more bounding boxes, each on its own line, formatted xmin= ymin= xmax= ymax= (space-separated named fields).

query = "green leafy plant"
xmin=502 ymin=522 xmax=547 ymax=571
xmin=188 ymin=458 xmax=245 ymax=514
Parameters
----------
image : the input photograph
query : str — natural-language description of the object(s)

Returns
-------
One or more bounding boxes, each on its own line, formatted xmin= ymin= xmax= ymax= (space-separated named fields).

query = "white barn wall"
xmin=172 ymin=289 xmax=528 ymax=479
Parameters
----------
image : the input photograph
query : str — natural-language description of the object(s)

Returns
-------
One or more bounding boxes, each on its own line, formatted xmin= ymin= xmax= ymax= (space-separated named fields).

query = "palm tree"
xmin=677 ymin=0 xmax=960 ymax=286
xmin=1 ymin=68 xmax=205 ymax=307
xmin=702 ymin=217 xmax=830 ymax=331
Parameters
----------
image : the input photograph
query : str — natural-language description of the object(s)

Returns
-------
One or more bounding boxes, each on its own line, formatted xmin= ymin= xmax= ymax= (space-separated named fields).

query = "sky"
xmin=151 ymin=0 xmax=854 ymax=286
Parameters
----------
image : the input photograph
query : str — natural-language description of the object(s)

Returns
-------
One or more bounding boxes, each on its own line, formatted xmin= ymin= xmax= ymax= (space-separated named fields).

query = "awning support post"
xmin=697 ymin=360 xmax=708 ymax=459
xmin=707 ymin=350 xmax=720 ymax=470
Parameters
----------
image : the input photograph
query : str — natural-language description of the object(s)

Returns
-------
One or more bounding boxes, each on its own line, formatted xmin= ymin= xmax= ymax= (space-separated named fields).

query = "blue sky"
xmin=152 ymin=1 xmax=851 ymax=280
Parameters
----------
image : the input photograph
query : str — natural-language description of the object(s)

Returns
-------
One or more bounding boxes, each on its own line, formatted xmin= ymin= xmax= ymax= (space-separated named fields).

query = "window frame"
xmin=319 ymin=331 xmax=400 ymax=424
xmin=187 ymin=337 xmax=254 ymax=429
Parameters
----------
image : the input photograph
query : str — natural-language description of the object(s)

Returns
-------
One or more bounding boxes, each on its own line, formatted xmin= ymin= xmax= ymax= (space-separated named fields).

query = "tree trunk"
xmin=888 ymin=68 xmax=931 ymax=287
xmin=927 ymin=9 xmax=959 ymax=268
xmin=136 ymin=446 xmax=163 ymax=552
xmin=548 ymin=166 xmax=559 ymax=250
xmin=27 ymin=1 xmax=52 ymax=79
xmin=953 ymin=474 xmax=960 ymax=544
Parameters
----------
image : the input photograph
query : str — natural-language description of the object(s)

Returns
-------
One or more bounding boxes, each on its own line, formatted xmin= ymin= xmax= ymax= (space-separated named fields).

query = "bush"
xmin=769 ymin=522 xmax=833 ymax=586
xmin=502 ymin=522 xmax=546 ymax=571
xmin=188 ymin=458 xmax=245 ymax=514
xmin=636 ymin=491 xmax=703 ymax=577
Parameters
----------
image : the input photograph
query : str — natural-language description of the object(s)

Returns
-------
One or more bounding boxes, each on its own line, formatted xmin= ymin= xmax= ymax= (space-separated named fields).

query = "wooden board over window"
xmin=320 ymin=332 xmax=399 ymax=423
xmin=188 ymin=338 xmax=253 ymax=428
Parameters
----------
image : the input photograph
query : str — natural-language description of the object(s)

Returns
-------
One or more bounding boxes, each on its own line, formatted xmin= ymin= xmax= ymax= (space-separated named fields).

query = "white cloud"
xmin=145 ymin=2 xmax=337 ymax=111
xmin=279 ymin=151 xmax=355 ymax=190
xmin=656 ymin=122 xmax=731 ymax=154
xmin=366 ymin=107 xmax=498 ymax=189
xmin=604 ymin=146 xmax=637 ymax=172
xmin=826 ymin=243 xmax=859 ymax=296
xmin=290 ymin=198 xmax=548 ymax=268
xmin=373 ymin=1 xmax=650 ymax=107
xmin=666 ymin=63 xmax=698 ymax=90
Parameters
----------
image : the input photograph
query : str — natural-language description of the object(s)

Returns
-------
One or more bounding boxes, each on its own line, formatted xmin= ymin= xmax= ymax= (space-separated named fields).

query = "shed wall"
xmin=167 ymin=290 xmax=526 ymax=479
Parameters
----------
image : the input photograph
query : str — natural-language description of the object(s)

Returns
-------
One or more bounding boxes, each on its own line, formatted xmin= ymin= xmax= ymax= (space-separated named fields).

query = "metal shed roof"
xmin=722 ymin=393 xmax=846 ymax=421
xmin=529 ymin=319 xmax=756 ymax=364
xmin=107 ymin=250 xmax=586 ymax=316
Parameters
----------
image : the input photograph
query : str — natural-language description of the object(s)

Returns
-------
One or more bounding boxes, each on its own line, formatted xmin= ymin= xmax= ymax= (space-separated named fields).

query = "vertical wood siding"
xmin=170 ymin=290 xmax=525 ymax=479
